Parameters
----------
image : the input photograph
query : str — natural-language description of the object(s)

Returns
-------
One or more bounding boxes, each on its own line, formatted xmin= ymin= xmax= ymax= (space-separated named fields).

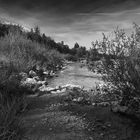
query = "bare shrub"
xmin=88 ymin=25 xmax=140 ymax=110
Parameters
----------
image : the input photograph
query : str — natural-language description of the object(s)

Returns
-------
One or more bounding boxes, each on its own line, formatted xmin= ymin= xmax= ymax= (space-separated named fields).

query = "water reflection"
xmin=48 ymin=63 xmax=102 ymax=90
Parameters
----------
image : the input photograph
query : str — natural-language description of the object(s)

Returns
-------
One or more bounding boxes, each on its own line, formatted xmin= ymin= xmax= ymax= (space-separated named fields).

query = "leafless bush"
xmin=88 ymin=24 xmax=140 ymax=110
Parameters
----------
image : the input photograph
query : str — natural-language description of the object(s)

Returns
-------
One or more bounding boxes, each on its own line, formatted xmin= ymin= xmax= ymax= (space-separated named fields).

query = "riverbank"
xmin=0 ymin=28 xmax=65 ymax=140
xmin=20 ymin=62 xmax=102 ymax=97
xmin=22 ymin=88 xmax=139 ymax=140
xmin=21 ymin=63 xmax=140 ymax=140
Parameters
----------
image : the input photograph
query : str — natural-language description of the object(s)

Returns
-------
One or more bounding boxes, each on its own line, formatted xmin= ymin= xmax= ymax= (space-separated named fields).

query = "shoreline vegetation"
xmin=0 ymin=22 xmax=140 ymax=140
xmin=0 ymin=22 xmax=87 ymax=140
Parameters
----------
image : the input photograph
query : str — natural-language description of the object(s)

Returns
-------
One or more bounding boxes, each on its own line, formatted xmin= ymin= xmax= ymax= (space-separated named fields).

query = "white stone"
xmin=33 ymin=76 xmax=39 ymax=81
xmin=77 ymin=97 xmax=84 ymax=102
xmin=43 ymin=71 xmax=49 ymax=75
xmin=92 ymin=103 xmax=96 ymax=106
xmin=62 ymin=84 xmax=81 ymax=89
xmin=98 ymin=102 xmax=110 ymax=106
xmin=61 ymin=88 xmax=66 ymax=92
xmin=39 ymin=85 xmax=55 ymax=92
xmin=21 ymin=78 xmax=37 ymax=85
xmin=29 ymin=70 xmax=37 ymax=77
xmin=37 ymin=80 xmax=46 ymax=85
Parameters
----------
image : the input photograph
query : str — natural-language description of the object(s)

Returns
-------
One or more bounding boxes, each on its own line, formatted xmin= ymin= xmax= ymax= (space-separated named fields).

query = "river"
xmin=48 ymin=62 xmax=102 ymax=90
xmin=24 ymin=62 xmax=137 ymax=140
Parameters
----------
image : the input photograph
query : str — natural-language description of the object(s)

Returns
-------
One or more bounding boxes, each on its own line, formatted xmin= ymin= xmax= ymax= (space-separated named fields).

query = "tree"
xmin=34 ymin=26 xmax=40 ymax=35
xmin=74 ymin=42 xmax=80 ymax=49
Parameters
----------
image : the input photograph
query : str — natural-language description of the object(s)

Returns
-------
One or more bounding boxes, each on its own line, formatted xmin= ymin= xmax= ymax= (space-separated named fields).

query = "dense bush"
xmin=0 ymin=26 xmax=63 ymax=139
xmin=0 ymin=69 xmax=28 ymax=140
xmin=87 ymin=25 xmax=140 ymax=111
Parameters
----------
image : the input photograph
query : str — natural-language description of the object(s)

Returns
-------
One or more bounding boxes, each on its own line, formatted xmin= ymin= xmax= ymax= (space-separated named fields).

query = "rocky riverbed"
xmin=21 ymin=62 xmax=140 ymax=140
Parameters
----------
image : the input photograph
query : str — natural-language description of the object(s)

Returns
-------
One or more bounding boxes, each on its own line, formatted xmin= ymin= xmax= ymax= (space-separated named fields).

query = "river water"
xmin=48 ymin=62 xmax=102 ymax=90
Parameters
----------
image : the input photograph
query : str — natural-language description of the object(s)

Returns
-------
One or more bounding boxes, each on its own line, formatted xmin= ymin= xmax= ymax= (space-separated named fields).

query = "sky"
xmin=0 ymin=0 xmax=140 ymax=48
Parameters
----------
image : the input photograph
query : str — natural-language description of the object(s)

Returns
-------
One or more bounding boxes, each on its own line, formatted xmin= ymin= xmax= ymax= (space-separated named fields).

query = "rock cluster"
xmin=19 ymin=64 xmax=83 ymax=96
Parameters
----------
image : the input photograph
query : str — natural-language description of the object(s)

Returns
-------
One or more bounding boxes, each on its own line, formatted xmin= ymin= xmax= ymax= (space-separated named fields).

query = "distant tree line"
xmin=0 ymin=22 xmax=87 ymax=61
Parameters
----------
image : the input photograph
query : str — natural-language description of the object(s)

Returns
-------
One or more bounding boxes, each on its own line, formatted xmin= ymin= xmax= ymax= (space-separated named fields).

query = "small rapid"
xmin=48 ymin=62 xmax=102 ymax=90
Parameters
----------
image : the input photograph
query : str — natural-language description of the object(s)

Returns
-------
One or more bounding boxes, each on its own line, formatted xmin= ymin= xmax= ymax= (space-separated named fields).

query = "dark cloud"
xmin=0 ymin=0 xmax=140 ymax=47
xmin=0 ymin=0 xmax=140 ymax=16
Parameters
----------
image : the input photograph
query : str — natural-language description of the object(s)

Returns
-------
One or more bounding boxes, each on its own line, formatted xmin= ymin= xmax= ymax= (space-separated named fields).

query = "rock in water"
xmin=29 ymin=70 xmax=37 ymax=78
xmin=21 ymin=78 xmax=37 ymax=85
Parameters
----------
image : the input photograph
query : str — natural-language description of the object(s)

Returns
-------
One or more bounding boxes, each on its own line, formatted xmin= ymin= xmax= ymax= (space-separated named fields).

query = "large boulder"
xmin=21 ymin=77 xmax=37 ymax=86
xmin=29 ymin=70 xmax=37 ymax=78
xmin=21 ymin=77 xmax=47 ymax=90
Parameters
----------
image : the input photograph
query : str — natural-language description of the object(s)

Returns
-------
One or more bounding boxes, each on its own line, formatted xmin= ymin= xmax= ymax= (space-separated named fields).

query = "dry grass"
xmin=0 ymin=30 xmax=63 ymax=140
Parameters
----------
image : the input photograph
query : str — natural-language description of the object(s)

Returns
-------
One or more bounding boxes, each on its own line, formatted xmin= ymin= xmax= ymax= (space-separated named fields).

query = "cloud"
xmin=0 ymin=0 xmax=140 ymax=48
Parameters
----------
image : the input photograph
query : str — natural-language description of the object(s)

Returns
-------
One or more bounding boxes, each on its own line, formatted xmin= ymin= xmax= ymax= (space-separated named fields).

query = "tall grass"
xmin=0 ymin=31 xmax=63 ymax=72
xmin=0 ymin=29 xmax=63 ymax=139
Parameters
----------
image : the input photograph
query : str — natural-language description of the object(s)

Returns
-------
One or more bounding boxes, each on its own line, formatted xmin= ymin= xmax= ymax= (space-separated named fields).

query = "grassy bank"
xmin=0 ymin=27 xmax=63 ymax=139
